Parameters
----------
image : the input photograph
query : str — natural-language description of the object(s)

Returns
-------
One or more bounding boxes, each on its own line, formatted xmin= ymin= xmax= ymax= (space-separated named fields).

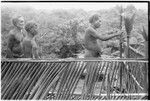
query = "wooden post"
xmin=119 ymin=6 xmax=123 ymax=58
xmin=126 ymin=34 xmax=130 ymax=58
xmin=144 ymin=40 xmax=148 ymax=93
xmin=119 ymin=5 xmax=123 ymax=93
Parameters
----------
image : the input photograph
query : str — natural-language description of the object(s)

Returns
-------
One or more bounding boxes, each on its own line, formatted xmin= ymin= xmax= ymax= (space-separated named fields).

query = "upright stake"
xmin=119 ymin=6 xmax=123 ymax=58
xmin=124 ymin=12 xmax=135 ymax=93
xmin=119 ymin=5 xmax=123 ymax=93
xmin=126 ymin=34 xmax=130 ymax=58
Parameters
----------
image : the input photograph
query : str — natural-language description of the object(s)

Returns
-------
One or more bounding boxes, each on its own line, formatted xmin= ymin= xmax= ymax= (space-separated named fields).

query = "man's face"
xmin=16 ymin=17 xmax=25 ymax=29
xmin=93 ymin=18 xmax=101 ymax=28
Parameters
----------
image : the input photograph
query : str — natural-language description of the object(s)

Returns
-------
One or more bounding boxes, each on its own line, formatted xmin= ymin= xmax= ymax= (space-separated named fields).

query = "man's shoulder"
xmin=8 ymin=29 xmax=18 ymax=37
xmin=8 ymin=30 xmax=13 ymax=35
xmin=86 ymin=27 xmax=96 ymax=34
xmin=9 ymin=28 xmax=17 ymax=34
xmin=8 ymin=30 xmax=16 ymax=39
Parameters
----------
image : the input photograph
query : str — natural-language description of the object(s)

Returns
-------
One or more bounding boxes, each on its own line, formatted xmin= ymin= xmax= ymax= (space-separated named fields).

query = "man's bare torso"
xmin=84 ymin=27 xmax=102 ymax=57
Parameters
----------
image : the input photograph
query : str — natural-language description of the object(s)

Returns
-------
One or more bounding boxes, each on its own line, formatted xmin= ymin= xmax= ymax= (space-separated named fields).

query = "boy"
xmin=22 ymin=21 xmax=40 ymax=59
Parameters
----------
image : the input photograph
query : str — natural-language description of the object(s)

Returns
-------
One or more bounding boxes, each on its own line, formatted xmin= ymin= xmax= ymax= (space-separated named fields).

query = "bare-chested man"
xmin=84 ymin=14 xmax=122 ymax=58
xmin=22 ymin=21 xmax=40 ymax=59
xmin=83 ymin=14 xmax=123 ymax=95
xmin=6 ymin=15 xmax=25 ymax=58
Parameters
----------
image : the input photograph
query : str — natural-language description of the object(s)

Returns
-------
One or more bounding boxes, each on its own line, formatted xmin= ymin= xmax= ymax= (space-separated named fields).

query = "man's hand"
xmin=114 ymin=30 xmax=123 ymax=37
xmin=115 ymin=30 xmax=126 ymax=42
xmin=113 ymin=28 xmax=120 ymax=33
xmin=100 ymin=29 xmax=125 ymax=41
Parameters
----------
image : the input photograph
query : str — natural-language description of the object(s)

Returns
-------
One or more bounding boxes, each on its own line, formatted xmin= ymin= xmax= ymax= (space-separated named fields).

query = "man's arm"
xmin=100 ymin=33 xmax=120 ymax=41
xmin=89 ymin=28 xmax=121 ymax=41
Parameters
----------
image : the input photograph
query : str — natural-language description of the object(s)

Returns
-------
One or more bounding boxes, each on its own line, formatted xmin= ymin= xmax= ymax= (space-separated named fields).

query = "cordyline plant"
xmin=124 ymin=13 xmax=136 ymax=35
xmin=124 ymin=13 xmax=136 ymax=58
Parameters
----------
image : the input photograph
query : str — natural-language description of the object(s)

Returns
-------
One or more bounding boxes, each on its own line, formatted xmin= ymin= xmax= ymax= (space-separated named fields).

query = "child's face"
xmin=93 ymin=18 xmax=101 ymax=28
xmin=30 ymin=24 xmax=38 ymax=36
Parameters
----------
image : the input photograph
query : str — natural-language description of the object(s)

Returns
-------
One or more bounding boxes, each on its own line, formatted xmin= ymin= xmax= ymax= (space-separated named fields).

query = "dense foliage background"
xmin=1 ymin=4 xmax=148 ymax=58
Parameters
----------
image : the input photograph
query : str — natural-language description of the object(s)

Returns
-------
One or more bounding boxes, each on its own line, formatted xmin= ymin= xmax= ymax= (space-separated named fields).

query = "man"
xmin=6 ymin=15 xmax=25 ymax=58
xmin=83 ymin=14 xmax=123 ymax=95
xmin=84 ymin=14 xmax=122 ymax=58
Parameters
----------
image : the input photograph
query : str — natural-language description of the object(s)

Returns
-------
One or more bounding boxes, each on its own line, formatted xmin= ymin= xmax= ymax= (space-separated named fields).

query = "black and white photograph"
xmin=1 ymin=1 xmax=149 ymax=100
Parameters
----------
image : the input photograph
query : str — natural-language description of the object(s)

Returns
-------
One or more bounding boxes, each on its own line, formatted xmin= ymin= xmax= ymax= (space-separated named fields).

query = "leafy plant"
xmin=124 ymin=13 xmax=136 ymax=34
xmin=138 ymin=26 xmax=148 ymax=41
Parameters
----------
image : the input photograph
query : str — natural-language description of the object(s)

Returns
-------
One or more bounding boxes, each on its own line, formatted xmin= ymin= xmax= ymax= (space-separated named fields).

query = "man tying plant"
xmin=84 ymin=14 xmax=123 ymax=58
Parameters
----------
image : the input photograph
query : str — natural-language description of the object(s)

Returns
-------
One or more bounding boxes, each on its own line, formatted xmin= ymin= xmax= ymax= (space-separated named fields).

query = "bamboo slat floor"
xmin=1 ymin=59 xmax=148 ymax=100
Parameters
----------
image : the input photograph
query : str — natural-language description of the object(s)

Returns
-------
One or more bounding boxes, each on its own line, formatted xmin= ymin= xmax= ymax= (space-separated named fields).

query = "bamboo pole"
xmin=55 ymin=62 xmax=74 ymax=99
xmin=40 ymin=62 xmax=69 ymax=99
xmin=1 ymin=62 xmax=11 ymax=74
xmin=64 ymin=61 xmax=83 ymax=99
xmin=99 ymin=61 xmax=110 ymax=97
xmin=2 ymin=63 xmax=20 ymax=89
xmin=1 ymin=59 xmax=148 ymax=100
xmin=81 ymin=61 xmax=93 ymax=100
xmin=1 ymin=58 xmax=148 ymax=62
xmin=13 ymin=62 xmax=41 ymax=99
xmin=66 ymin=61 xmax=87 ymax=99
xmin=137 ymin=25 xmax=148 ymax=93
xmin=119 ymin=5 xmax=123 ymax=58
xmin=2 ymin=62 xmax=30 ymax=99
xmin=23 ymin=63 xmax=48 ymax=99
xmin=59 ymin=62 xmax=78 ymax=99
xmin=143 ymin=27 xmax=148 ymax=93
xmin=28 ymin=62 xmax=54 ymax=99
xmin=33 ymin=62 xmax=62 ymax=99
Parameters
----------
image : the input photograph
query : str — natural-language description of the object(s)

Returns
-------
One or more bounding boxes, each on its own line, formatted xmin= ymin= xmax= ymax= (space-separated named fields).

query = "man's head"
xmin=12 ymin=15 xmax=24 ymax=29
xmin=89 ymin=14 xmax=101 ymax=29
xmin=25 ymin=21 xmax=38 ymax=37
